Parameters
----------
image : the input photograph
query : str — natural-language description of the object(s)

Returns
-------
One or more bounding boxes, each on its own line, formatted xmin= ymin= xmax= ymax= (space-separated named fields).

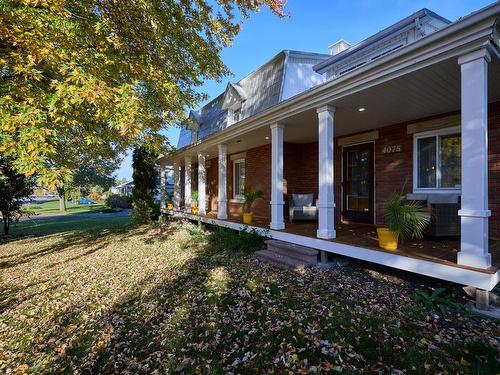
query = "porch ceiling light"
xmin=358 ymin=107 xmax=366 ymax=112
xmin=265 ymin=136 xmax=270 ymax=140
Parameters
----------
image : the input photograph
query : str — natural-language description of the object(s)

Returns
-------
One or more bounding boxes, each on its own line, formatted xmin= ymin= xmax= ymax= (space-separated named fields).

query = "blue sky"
xmin=116 ymin=0 xmax=493 ymax=181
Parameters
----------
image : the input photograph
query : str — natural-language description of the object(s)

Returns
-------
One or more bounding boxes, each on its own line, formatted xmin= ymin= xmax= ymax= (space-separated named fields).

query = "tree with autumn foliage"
xmin=0 ymin=0 xmax=286 ymax=188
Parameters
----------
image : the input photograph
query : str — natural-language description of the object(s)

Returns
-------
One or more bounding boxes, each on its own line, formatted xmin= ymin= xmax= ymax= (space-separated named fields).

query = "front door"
xmin=342 ymin=143 xmax=374 ymax=224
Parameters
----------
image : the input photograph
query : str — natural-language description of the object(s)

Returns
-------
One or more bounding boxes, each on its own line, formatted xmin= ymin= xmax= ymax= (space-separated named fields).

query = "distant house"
xmin=156 ymin=166 xmax=174 ymax=201
xmin=111 ymin=182 xmax=134 ymax=196
xmin=159 ymin=5 xmax=500 ymax=298
xmin=111 ymin=167 xmax=174 ymax=200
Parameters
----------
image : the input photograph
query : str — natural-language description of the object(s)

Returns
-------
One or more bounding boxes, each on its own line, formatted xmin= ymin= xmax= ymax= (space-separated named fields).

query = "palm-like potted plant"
xmin=191 ymin=190 xmax=199 ymax=215
xmin=377 ymin=192 xmax=430 ymax=250
xmin=242 ymin=188 xmax=264 ymax=224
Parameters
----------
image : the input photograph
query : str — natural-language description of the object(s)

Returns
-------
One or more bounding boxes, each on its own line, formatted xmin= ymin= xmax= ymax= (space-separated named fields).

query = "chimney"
xmin=328 ymin=39 xmax=352 ymax=56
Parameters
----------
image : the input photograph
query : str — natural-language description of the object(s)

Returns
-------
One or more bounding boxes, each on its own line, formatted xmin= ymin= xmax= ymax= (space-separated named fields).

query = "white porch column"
xmin=457 ymin=48 xmax=492 ymax=269
xmin=316 ymin=105 xmax=336 ymax=239
xmin=160 ymin=162 xmax=166 ymax=211
xmin=173 ymin=160 xmax=181 ymax=210
xmin=184 ymin=156 xmax=192 ymax=212
xmin=198 ymin=153 xmax=206 ymax=216
xmin=270 ymin=123 xmax=285 ymax=230
xmin=218 ymin=144 xmax=228 ymax=219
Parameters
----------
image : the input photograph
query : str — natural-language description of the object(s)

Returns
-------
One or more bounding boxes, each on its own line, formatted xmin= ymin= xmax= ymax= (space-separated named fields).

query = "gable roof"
xmin=177 ymin=50 xmax=329 ymax=149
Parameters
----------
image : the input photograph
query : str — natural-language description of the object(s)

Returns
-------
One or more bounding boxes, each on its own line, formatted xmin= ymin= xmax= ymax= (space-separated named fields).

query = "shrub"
xmin=106 ymin=194 xmax=132 ymax=209
xmin=131 ymin=145 xmax=158 ymax=224
xmin=414 ymin=287 xmax=469 ymax=315
xmin=208 ymin=226 xmax=267 ymax=253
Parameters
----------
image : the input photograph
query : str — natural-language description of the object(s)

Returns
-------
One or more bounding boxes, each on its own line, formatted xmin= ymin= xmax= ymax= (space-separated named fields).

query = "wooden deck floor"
xmin=199 ymin=211 xmax=500 ymax=273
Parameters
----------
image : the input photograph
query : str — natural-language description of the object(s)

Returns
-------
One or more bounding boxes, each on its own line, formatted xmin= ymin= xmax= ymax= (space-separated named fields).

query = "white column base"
xmin=270 ymin=201 xmax=285 ymax=230
xmin=317 ymin=228 xmax=336 ymax=239
xmin=217 ymin=200 xmax=227 ymax=220
xmin=270 ymin=223 xmax=285 ymax=230
xmin=457 ymin=252 xmax=491 ymax=269
xmin=317 ymin=203 xmax=336 ymax=239
xmin=458 ymin=211 xmax=491 ymax=269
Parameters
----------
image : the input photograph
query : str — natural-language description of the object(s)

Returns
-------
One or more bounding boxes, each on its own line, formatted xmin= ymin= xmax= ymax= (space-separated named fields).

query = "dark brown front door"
xmin=342 ymin=143 xmax=374 ymax=224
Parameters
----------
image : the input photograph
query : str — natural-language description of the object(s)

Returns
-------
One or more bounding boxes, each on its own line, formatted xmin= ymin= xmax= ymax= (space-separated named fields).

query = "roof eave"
xmin=313 ymin=8 xmax=451 ymax=73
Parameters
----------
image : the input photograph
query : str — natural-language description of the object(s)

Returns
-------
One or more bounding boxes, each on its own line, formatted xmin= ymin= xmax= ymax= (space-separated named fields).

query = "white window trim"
xmin=227 ymin=102 xmax=243 ymax=126
xmin=412 ymin=126 xmax=461 ymax=194
xmin=233 ymin=158 xmax=245 ymax=201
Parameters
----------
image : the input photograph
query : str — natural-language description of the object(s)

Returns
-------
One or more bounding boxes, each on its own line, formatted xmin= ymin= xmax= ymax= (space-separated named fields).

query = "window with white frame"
xmin=413 ymin=127 xmax=461 ymax=191
xmin=233 ymin=159 xmax=245 ymax=199
xmin=233 ymin=108 xmax=241 ymax=123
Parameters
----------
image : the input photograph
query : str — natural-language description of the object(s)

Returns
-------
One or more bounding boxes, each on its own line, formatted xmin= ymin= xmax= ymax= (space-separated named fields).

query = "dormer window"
xmin=233 ymin=109 xmax=240 ymax=123
xmin=221 ymin=82 xmax=246 ymax=126
xmin=187 ymin=110 xmax=201 ymax=143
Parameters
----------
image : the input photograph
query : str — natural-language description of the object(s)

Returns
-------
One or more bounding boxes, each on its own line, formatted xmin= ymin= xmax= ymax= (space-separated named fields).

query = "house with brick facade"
xmin=159 ymin=3 xmax=500 ymax=302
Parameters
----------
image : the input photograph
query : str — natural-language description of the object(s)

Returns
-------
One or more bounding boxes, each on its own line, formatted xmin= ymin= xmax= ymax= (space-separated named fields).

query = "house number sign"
xmin=382 ymin=144 xmax=402 ymax=154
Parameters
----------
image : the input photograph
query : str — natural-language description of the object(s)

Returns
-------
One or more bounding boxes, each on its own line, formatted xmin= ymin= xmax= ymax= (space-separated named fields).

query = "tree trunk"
xmin=56 ymin=183 xmax=66 ymax=213
xmin=2 ymin=212 xmax=10 ymax=235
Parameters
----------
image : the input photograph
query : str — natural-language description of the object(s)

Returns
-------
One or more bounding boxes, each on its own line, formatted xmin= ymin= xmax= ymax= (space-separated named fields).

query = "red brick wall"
xmin=227 ymin=144 xmax=272 ymax=219
xmin=195 ymin=101 xmax=500 ymax=236
xmin=373 ymin=123 xmax=413 ymax=224
xmin=488 ymin=102 xmax=500 ymax=238
xmin=207 ymin=157 xmax=218 ymax=212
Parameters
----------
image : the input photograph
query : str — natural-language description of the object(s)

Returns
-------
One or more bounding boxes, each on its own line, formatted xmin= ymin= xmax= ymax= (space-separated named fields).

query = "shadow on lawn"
xmin=37 ymin=227 xmax=262 ymax=373
xmin=16 ymin=222 xmax=499 ymax=374
xmin=0 ymin=278 xmax=56 ymax=314
xmin=0 ymin=226 xmax=148 ymax=270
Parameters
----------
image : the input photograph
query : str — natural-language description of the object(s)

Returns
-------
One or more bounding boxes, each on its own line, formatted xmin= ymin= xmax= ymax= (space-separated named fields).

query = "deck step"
xmin=255 ymin=249 xmax=311 ymax=271
xmin=265 ymin=239 xmax=319 ymax=263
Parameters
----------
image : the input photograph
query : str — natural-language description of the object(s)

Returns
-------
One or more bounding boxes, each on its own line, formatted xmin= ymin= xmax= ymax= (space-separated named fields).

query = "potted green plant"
xmin=242 ymin=188 xmax=264 ymax=224
xmin=377 ymin=192 xmax=430 ymax=250
xmin=191 ymin=190 xmax=199 ymax=214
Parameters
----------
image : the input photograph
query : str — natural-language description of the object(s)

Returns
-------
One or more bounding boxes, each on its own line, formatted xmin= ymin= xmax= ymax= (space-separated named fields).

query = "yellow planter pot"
xmin=167 ymin=203 xmax=173 ymax=210
xmin=243 ymin=212 xmax=253 ymax=224
xmin=376 ymin=228 xmax=399 ymax=251
xmin=191 ymin=207 xmax=199 ymax=215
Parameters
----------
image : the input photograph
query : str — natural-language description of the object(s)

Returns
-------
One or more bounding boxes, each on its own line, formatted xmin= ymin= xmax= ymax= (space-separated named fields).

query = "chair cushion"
xmin=293 ymin=193 xmax=314 ymax=207
xmin=301 ymin=206 xmax=317 ymax=214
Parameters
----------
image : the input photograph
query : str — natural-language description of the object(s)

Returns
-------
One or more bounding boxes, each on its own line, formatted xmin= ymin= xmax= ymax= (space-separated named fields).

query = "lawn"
xmin=0 ymin=217 xmax=498 ymax=374
xmin=23 ymin=199 xmax=107 ymax=217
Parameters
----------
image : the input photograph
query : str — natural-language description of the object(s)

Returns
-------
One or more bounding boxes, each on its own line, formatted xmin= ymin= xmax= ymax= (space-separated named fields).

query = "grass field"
xmin=0 ymin=217 xmax=498 ymax=374
xmin=23 ymin=199 xmax=107 ymax=217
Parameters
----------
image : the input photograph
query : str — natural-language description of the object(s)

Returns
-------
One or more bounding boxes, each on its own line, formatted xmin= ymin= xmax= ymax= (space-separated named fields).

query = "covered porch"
xmin=160 ymin=27 xmax=500 ymax=290
xmin=169 ymin=209 xmax=500 ymax=291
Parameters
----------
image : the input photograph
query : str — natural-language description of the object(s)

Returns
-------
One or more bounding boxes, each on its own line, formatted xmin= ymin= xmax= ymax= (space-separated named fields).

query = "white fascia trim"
xmin=165 ymin=4 xmax=499 ymax=163
xmin=168 ymin=211 xmax=499 ymax=290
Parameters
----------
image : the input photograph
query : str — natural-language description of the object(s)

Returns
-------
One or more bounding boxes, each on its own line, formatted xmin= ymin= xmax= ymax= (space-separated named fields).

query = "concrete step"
xmin=265 ymin=240 xmax=319 ymax=264
xmin=255 ymin=249 xmax=310 ymax=271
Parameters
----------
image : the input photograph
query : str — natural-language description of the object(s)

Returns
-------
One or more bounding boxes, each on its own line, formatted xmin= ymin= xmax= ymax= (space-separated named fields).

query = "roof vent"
xmin=328 ymin=39 xmax=352 ymax=56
